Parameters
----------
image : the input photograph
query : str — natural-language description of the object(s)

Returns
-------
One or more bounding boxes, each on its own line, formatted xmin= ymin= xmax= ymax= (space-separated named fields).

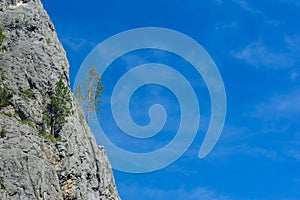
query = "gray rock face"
xmin=0 ymin=0 xmax=120 ymax=199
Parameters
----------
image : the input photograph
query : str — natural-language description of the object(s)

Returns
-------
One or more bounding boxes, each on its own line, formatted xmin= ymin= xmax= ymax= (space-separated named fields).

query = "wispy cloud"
xmin=252 ymin=87 xmax=300 ymax=120
xmin=211 ymin=144 xmax=279 ymax=161
xmin=232 ymin=0 xmax=262 ymax=14
xmin=214 ymin=22 xmax=238 ymax=31
xmin=285 ymin=148 xmax=300 ymax=160
xmin=119 ymin=184 xmax=232 ymax=200
xmin=285 ymin=35 xmax=300 ymax=53
xmin=212 ymin=87 xmax=300 ymax=162
xmin=232 ymin=40 xmax=296 ymax=68
xmin=279 ymin=0 xmax=300 ymax=6
xmin=61 ymin=36 xmax=96 ymax=51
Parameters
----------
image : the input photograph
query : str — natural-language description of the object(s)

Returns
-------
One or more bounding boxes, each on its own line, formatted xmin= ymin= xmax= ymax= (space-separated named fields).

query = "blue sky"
xmin=42 ymin=0 xmax=300 ymax=199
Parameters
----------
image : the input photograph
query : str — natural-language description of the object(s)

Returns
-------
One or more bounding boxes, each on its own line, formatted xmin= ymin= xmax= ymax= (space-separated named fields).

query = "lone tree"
xmin=49 ymin=78 xmax=71 ymax=137
xmin=74 ymin=66 xmax=103 ymax=123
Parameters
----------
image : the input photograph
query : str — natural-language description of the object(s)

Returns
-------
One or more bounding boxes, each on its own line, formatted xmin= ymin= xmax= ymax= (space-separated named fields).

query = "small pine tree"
xmin=49 ymin=78 xmax=71 ymax=137
xmin=0 ymin=26 xmax=5 ymax=46
xmin=75 ymin=66 xmax=104 ymax=123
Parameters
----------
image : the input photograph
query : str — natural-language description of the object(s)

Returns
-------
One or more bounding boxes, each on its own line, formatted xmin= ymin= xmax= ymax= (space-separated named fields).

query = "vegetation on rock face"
xmin=39 ymin=131 xmax=62 ymax=142
xmin=1 ymin=112 xmax=13 ymax=117
xmin=0 ymin=26 xmax=4 ymax=46
xmin=74 ymin=66 xmax=104 ymax=124
xmin=46 ymin=37 xmax=51 ymax=45
xmin=22 ymin=89 xmax=33 ymax=98
xmin=0 ymin=68 xmax=11 ymax=108
xmin=48 ymin=78 xmax=71 ymax=138
xmin=0 ymin=67 xmax=6 ymax=81
xmin=0 ymin=26 xmax=5 ymax=53
xmin=0 ymin=86 xmax=10 ymax=108
xmin=1 ymin=125 xmax=7 ymax=138
xmin=108 ymin=184 xmax=114 ymax=194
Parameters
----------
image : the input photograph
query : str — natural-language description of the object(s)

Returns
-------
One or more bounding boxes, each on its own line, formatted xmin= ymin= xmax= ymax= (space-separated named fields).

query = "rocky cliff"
xmin=0 ymin=0 xmax=120 ymax=199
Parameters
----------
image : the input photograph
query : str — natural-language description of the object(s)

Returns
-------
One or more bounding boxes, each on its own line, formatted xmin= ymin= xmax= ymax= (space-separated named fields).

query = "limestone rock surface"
xmin=0 ymin=0 xmax=120 ymax=199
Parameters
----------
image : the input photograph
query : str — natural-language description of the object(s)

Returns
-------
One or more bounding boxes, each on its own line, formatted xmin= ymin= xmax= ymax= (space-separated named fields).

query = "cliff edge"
xmin=0 ymin=0 xmax=120 ymax=199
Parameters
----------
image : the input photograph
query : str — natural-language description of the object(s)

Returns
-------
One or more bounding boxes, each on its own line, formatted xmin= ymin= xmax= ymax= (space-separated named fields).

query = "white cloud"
xmin=232 ymin=40 xmax=295 ymax=68
xmin=252 ymin=87 xmax=300 ymax=120
xmin=233 ymin=34 xmax=300 ymax=69
xmin=285 ymin=148 xmax=300 ymax=160
xmin=119 ymin=184 xmax=232 ymax=200
xmin=209 ymin=143 xmax=279 ymax=161
xmin=285 ymin=35 xmax=300 ymax=53
xmin=232 ymin=0 xmax=262 ymax=14
xmin=61 ymin=36 xmax=96 ymax=51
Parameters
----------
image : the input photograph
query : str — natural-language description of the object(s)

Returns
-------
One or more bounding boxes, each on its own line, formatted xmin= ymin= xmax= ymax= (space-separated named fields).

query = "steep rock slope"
xmin=0 ymin=0 xmax=120 ymax=199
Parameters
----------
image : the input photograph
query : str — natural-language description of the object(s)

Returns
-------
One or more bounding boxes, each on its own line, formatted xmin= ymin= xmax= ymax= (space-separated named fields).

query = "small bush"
xmin=1 ymin=126 xmax=7 ymax=138
xmin=0 ymin=26 xmax=5 ymax=46
xmin=43 ymin=112 xmax=51 ymax=126
xmin=20 ymin=119 xmax=35 ymax=129
xmin=108 ymin=184 xmax=114 ymax=194
xmin=22 ymin=89 xmax=33 ymax=98
xmin=46 ymin=37 xmax=51 ymax=45
xmin=0 ymin=86 xmax=10 ymax=108
xmin=39 ymin=131 xmax=62 ymax=143
xmin=0 ymin=67 xmax=5 ymax=81
xmin=0 ymin=112 xmax=13 ymax=117
xmin=1 ymin=73 xmax=6 ymax=80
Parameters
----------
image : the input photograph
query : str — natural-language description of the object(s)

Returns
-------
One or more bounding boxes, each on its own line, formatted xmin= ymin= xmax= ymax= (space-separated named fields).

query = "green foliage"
xmin=0 ymin=86 xmax=10 ymax=108
xmin=74 ymin=66 xmax=104 ymax=123
xmin=22 ymin=89 xmax=33 ymax=98
xmin=0 ymin=112 xmax=13 ymax=117
xmin=1 ymin=73 xmax=5 ymax=80
xmin=95 ymin=80 xmax=103 ymax=108
xmin=0 ymin=26 xmax=5 ymax=46
xmin=39 ymin=131 xmax=62 ymax=142
xmin=1 ymin=125 xmax=7 ymax=138
xmin=0 ymin=67 xmax=5 ymax=81
xmin=43 ymin=112 xmax=51 ymax=126
xmin=46 ymin=37 xmax=51 ymax=45
xmin=48 ymin=78 xmax=71 ymax=137
xmin=108 ymin=184 xmax=114 ymax=194
xmin=61 ymin=65 xmax=65 ymax=70
xmin=20 ymin=119 xmax=36 ymax=129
